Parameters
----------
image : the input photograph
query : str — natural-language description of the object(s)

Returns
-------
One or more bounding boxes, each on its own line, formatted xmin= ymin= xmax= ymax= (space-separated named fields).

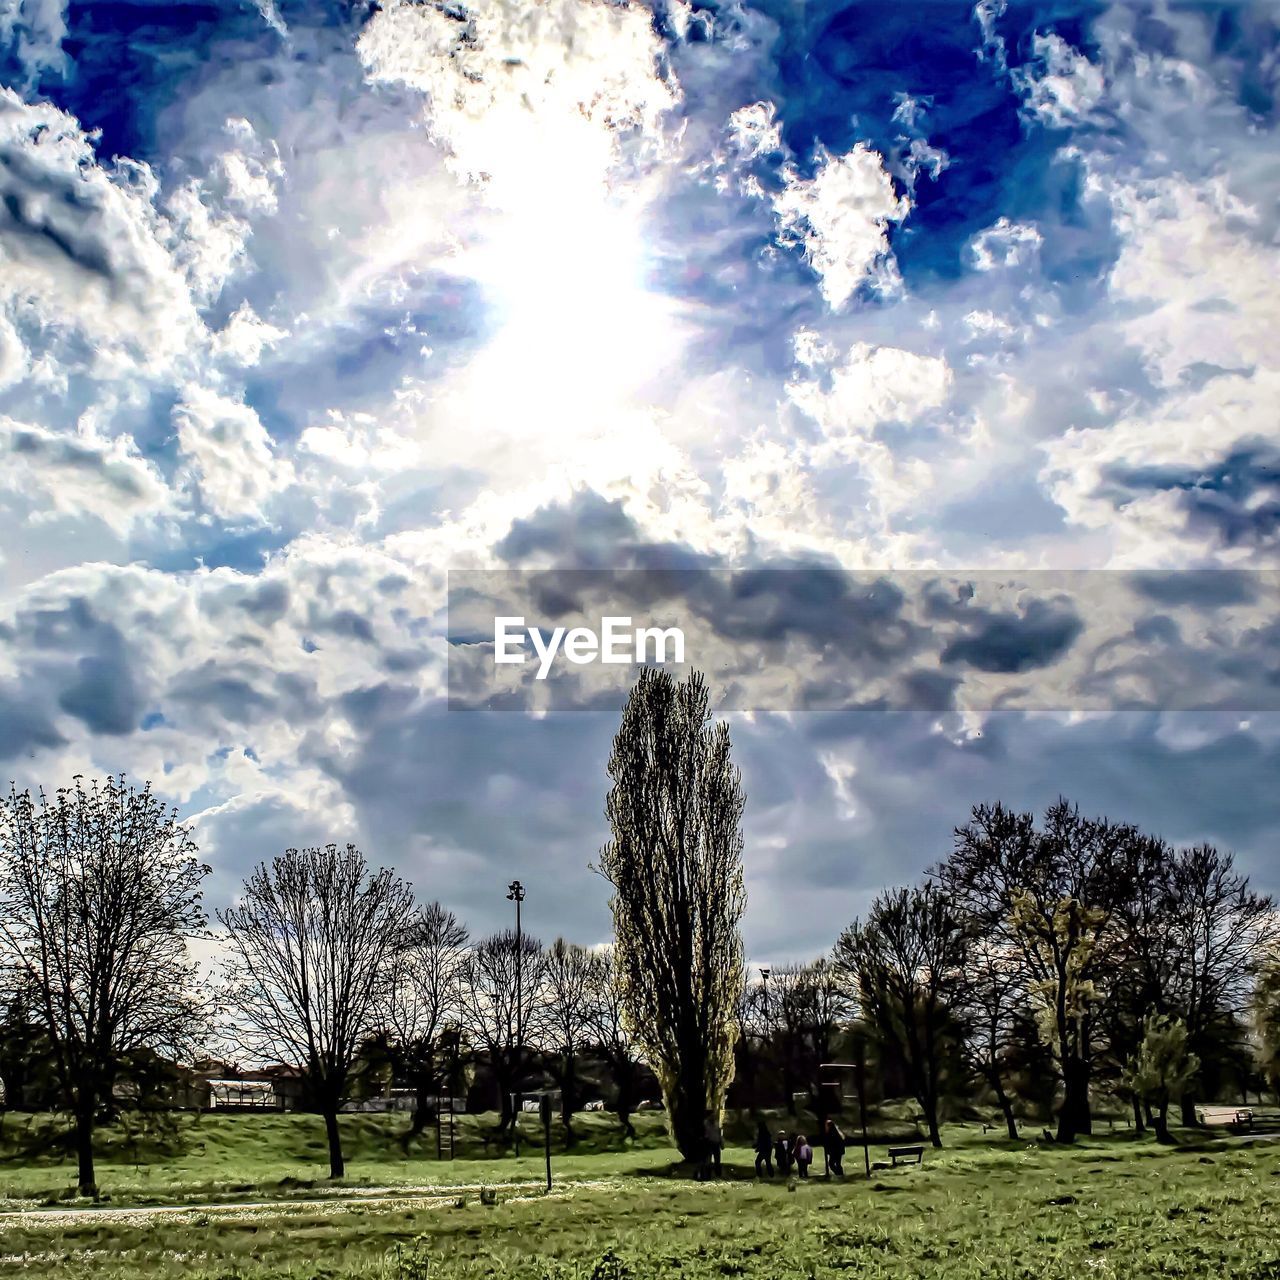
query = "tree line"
xmin=740 ymin=801 xmax=1280 ymax=1150
xmin=1 ymin=670 xmax=1279 ymax=1198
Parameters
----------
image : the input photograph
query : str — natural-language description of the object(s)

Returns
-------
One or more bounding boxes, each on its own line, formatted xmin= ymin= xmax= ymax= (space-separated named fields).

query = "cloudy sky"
xmin=1 ymin=0 xmax=1278 ymax=963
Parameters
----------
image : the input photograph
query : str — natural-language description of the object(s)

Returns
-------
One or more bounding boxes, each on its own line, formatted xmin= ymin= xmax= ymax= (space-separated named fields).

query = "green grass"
xmin=1 ymin=1112 xmax=1279 ymax=1278
xmin=0 ymin=1109 xmax=674 ymax=1206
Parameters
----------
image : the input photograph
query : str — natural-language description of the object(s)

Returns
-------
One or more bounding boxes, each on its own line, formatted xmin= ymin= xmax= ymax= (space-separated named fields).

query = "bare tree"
xmin=584 ymin=946 xmax=647 ymax=1139
xmin=219 ymin=844 xmax=414 ymax=1178
xmin=734 ymin=971 xmax=770 ymax=1110
xmin=958 ymin=936 xmax=1027 ymax=1140
xmin=598 ymin=668 xmax=746 ymax=1164
xmin=834 ymin=883 xmax=966 ymax=1148
xmin=539 ymin=938 xmax=599 ymax=1145
xmin=457 ymin=929 xmax=546 ymax=1132
xmin=1164 ymin=844 xmax=1279 ymax=1125
xmin=381 ymin=901 xmax=468 ymax=1150
xmin=762 ymin=960 xmax=851 ymax=1116
xmin=0 ymin=777 xmax=209 ymax=1196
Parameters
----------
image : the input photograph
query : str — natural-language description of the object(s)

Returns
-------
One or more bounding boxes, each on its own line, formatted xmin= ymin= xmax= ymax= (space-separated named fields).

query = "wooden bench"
xmin=888 ymin=1145 xmax=924 ymax=1167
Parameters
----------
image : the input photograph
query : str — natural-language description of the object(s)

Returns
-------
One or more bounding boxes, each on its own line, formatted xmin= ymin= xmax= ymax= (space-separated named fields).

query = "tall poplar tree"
xmin=598 ymin=669 xmax=746 ymax=1163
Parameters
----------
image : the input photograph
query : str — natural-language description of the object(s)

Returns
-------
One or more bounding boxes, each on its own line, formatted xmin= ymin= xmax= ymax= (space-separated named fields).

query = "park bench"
xmin=888 ymin=1145 xmax=924 ymax=1167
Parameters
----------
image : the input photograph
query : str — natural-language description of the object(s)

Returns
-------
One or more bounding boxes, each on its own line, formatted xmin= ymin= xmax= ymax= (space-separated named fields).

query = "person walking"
xmin=774 ymin=1129 xmax=791 ymax=1176
xmin=703 ymin=1112 xmax=723 ymax=1179
xmin=753 ymin=1117 xmax=774 ymax=1177
xmin=822 ymin=1118 xmax=847 ymax=1177
xmin=793 ymin=1133 xmax=813 ymax=1179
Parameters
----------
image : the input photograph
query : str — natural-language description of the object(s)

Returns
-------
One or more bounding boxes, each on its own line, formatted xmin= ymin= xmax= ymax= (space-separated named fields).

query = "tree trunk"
xmin=400 ymin=1074 xmax=435 ymax=1153
xmin=617 ymin=1105 xmax=636 ymax=1140
xmin=921 ymin=1085 xmax=942 ymax=1157
xmin=323 ymin=1109 xmax=345 ymax=1179
xmin=1154 ymin=1098 xmax=1171 ymax=1144
xmin=1131 ymin=1094 xmax=1145 ymax=1134
xmin=1056 ymin=1059 xmax=1089 ymax=1143
xmin=496 ymin=1071 xmax=515 ymax=1132
xmin=665 ymin=1051 xmax=710 ymax=1163
xmin=612 ymin=1061 xmax=638 ymax=1139
xmin=75 ymin=1106 xmax=97 ymax=1199
xmin=560 ymin=1054 xmax=577 ymax=1147
xmin=923 ymin=1095 xmax=943 ymax=1149
xmin=1179 ymin=1093 xmax=1199 ymax=1128
xmin=992 ymin=1075 xmax=1018 ymax=1141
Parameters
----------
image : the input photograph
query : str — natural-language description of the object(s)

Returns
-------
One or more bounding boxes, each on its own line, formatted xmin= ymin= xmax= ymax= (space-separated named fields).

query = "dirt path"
xmin=0 ymin=1177 xmax=623 ymax=1229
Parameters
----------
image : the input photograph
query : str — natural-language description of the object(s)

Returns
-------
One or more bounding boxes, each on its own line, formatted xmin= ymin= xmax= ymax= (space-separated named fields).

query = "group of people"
xmin=754 ymin=1116 xmax=846 ymax=1179
xmin=698 ymin=1113 xmax=848 ymax=1180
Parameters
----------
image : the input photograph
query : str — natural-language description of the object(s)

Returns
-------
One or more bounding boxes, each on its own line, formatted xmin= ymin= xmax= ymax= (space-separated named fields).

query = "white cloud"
xmin=210 ymin=302 xmax=286 ymax=369
xmin=0 ymin=89 xmax=205 ymax=374
xmin=0 ymin=0 xmax=68 ymax=82
xmin=1105 ymin=174 xmax=1276 ymax=389
xmin=0 ymin=415 xmax=171 ymax=533
xmin=772 ymin=143 xmax=908 ymax=309
xmin=1042 ymin=368 xmax=1280 ymax=565
xmin=791 ymin=342 xmax=953 ymax=444
xmin=1013 ymin=33 xmax=1107 ymax=128
xmin=174 ymin=388 xmax=294 ymax=523
xmin=357 ymin=0 xmax=677 ymax=193
xmin=0 ymin=311 xmax=26 ymax=388
xmin=724 ymin=100 xmax=782 ymax=162
xmin=969 ymin=217 xmax=1043 ymax=272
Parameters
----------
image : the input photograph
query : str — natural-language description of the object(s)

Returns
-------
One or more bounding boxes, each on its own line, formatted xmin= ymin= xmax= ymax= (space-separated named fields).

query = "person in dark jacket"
xmin=822 ymin=1118 xmax=847 ymax=1176
xmin=703 ymin=1112 xmax=723 ymax=1179
xmin=774 ymin=1129 xmax=791 ymax=1175
xmin=753 ymin=1117 xmax=773 ymax=1177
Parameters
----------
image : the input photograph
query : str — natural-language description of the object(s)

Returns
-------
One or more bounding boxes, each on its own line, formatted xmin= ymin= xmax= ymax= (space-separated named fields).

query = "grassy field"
xmin=1 ymin=1110 xmax=1278 ymax=1278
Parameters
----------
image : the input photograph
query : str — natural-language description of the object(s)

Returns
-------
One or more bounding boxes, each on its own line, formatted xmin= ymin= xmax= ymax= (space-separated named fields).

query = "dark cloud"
xmin=236 ymin=579 xmax=290 ymax=624
xmin=58 ymin=653 xmax=144 ymax=735
xmin=497 ymin=490 xmax=712 ymax=571
xmin=1108 ymin=447 xmax=1280 ymax=552
xmin=236 ymin=693 xmax=1280 ymax=959
xmin=6 ymin=596 xmax=146 ymax=735
xmin=1129 ymin=569 xmax=1259 ymax=609
xmin=0 ymin=688 xmax=64 ymax=762
xmin=169 ymin=664 xmax=274 ymax=725
xmin=940 ymin=597 xmax=1082 ymax=674
xmin=449 ymin=556 xmax=1280 ymax=713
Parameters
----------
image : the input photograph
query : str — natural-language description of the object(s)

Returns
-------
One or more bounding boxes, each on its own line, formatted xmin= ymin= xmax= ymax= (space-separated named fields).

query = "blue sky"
xmin=0 ymin=0 xmax=1278 ymax=960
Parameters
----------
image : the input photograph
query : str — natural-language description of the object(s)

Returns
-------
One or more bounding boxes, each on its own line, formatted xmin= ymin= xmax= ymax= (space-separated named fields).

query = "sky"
xmin=0 ymin=0 xmax=1278 ymax=965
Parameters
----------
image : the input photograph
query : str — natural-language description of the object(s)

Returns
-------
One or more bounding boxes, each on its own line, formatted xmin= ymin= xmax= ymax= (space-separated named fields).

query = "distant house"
xmin=260 ymin=1063 xmax=306 ymax=1111
xmin=206 ymin=1078 xmax=277 ymax=1111
xmin=191 ymin=1059 xmax=306 ymax=1112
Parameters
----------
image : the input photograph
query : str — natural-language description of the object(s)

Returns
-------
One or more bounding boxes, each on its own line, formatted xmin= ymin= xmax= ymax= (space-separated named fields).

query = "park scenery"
xmin=4 ymin=0 xmax=1280 ymax=1276
xmin=0 ymin=668 xmax=1279 ymax=1279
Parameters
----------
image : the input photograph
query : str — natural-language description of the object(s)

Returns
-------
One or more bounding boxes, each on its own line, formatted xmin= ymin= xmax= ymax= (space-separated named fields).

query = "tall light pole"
xmin=507 ymin=880 xmax=525 ymax=1156
xmin=759 ymin=966 xmax=771 ymax=1110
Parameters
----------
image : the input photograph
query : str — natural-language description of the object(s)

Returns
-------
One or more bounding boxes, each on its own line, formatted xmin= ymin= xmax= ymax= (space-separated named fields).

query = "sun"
xmin=444 ymin=110 xmax=685 ymax=454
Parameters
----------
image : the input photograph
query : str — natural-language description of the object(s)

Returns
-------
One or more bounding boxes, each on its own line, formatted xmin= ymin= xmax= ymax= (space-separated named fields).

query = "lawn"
xmin=0 ymin=1111 xmax=1278 ymax=1278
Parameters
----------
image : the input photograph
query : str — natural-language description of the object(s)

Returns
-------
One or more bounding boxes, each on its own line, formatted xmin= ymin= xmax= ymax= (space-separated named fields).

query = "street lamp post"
xmin=759 ymin=965 xmax=771 ymax=1110
xmin=507 ymin=880 xmax=525 ymax=1157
